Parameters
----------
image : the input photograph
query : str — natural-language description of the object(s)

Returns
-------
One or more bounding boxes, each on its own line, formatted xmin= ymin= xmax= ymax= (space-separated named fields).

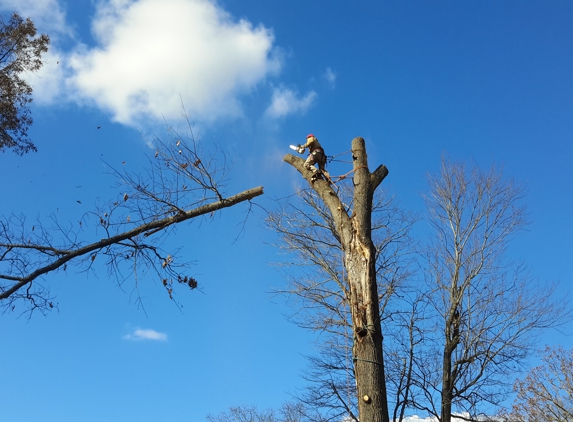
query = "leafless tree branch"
xmin=0 ymin=124 xmax=263 ymax=315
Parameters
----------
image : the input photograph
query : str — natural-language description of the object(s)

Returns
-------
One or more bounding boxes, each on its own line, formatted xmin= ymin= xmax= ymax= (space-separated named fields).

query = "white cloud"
xmin=123 ymin=328 xmax=168 ymax=341
xmin=0 ymin=0 xmax=71 ymax=37
xmin=396 ymin=414 xmax=491 ymax=422
xmin=29 ymin=50 xmax=67 ymax=103
xmin=11 ymin=0 xmax=325 ymax=128
xmin=264 ymin=86 xmax=317 ymax=119
xmin=15 ymin=0 xmax=283 ymax=127
xmin=66 ymin=0 xmax=281 ymax=126
xmin=323 ymin=67 xmax=336 ymax=88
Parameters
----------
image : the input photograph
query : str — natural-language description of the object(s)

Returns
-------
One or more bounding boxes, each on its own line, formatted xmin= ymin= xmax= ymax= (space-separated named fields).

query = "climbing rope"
xmin=330 ymin=165 xmax=369 ymax=184
xmin=328 ymin=149 xmax=353 ymax=163
xmin=323 ymin=149 xmax=369 ymax=184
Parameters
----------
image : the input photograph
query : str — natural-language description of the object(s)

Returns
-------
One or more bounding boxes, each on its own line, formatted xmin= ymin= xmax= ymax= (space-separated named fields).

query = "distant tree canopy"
xmin=0 ymin=12 xmax=49 ymax=154
xmin=503 ymin=346 xmax=573 ymax=422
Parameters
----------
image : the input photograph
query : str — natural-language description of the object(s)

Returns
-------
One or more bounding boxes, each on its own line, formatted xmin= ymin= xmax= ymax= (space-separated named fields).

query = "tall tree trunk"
xmin=441 ymin=289 xmax=460 ymax=422
xmin=284 ymin=137 xmax=390 ymax=422
xmin=441 ymin=346 xmax=453 ymax=422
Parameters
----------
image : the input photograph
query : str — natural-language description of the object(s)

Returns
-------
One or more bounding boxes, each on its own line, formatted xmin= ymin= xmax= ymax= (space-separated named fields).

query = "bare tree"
xmin=297 ymin=330 xmax=358 ymax=422
xmin=207 ymin=405 xmax=278 ymax=422
xmin=0 ymin=12 xmax=49 ymax=154
xmin=413 ymin=158 xmax=568 ymax=422
xmin=206 ymin=402 xmax=307 ymax=422
xmin=272 ymin=137 xmax=417 ymax=422
xmin=268 ymin=183 xmax=416 ymax=422
xmin=267 ymin=153 xmax=566 ymax=422
xmin=384 ymin=293 xmax=431 ymax=422
xmin=0 ymin=124 xmax=263 ymax=314
xmin=501 ymin=345 xmax=573 ymax=422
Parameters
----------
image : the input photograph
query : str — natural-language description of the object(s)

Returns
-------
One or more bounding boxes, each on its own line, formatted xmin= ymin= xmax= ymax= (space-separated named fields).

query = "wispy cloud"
xmin=123 ymin=328 xmax=168 ymax=342
xmin=13 ymin=0 xmax=283 ymax=127
xmin=264 ymin=86 xmax=317 ymax=119
xmin=323 ymin=67 xmax=337 ymax=88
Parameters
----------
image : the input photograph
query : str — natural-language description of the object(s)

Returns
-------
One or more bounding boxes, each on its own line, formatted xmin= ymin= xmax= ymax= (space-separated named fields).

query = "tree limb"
xmin=0 ymin=186 xmax=263 ymax=301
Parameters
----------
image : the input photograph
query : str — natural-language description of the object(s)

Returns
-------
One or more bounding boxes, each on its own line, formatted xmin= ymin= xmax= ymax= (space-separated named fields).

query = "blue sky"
xmin=1 ymin=1 xmax=572 ymax=420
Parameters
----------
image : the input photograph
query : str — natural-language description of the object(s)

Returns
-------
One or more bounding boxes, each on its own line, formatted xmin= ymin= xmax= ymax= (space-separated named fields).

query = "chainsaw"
xmin=289 ymin=144 xmax=305 ymax=154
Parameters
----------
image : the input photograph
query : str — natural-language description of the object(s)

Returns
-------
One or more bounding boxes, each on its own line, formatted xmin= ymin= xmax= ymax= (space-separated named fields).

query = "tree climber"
xmin=290 ymin=134 xmax=332 ymax=183
xmin=298 ymin=133 xmax=327 ymax=172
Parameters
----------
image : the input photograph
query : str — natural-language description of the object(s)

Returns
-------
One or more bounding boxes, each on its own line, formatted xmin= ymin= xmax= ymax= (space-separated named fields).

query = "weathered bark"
xmin=284 ymin=137 xmax=389 ymax=422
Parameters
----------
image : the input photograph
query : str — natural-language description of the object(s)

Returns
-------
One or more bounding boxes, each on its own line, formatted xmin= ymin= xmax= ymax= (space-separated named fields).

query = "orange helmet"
xmin=306 ymin=133 xmax=315 ymax=139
